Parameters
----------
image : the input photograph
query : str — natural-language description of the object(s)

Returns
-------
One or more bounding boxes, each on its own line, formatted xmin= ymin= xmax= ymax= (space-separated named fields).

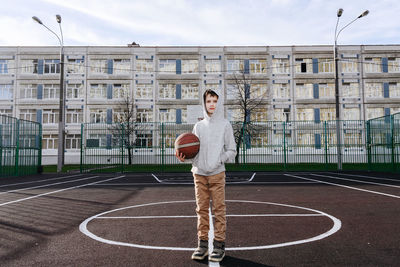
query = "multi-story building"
xmin=0 ymin=45 xmax=399 ymax=164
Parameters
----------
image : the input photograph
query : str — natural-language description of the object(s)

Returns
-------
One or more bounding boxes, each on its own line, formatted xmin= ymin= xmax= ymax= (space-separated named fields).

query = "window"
xmin=226 ymin=84 xmax=238 ymax=100
xmin=205 ymin=59 xmax=221 ymax=73
xmin=295 ymin=83 xmax=313 ymax=99
xmin=20 ymin=84 xmax=37 ymax=99
xmin=112 ymin=84 xmax=129 ymax=99
xmin=114 ymin=59 xmax=131 ymax=75
xmin=389 ymin=82 xmax=400 ymax=97
xmin=91 ymin=59 xmax=108 ymax=73
xmin=136 ymin=84 xmax=153 ymax=99
xmin=251 ymin=132 xmax=268 ymax=147
xmin=67 ymin=83 xmax=83 ymax=99
xmin=251 ymin=108 xmax=267 ymax=122
xmin=364 ymin=58 xmax=381 ymax=73
xmin=19 ymin=109 xmax=36 ymax=121
xmin=343 ymin=108 xmax=360 ymax=120
xmin=21 ymin=59 xmax=38 ymax=74
xmin=296 ymin=108 xmax=313 ymax=121
xmin=90 ymin=109 xmax=107 ymax=123
xmin=159 ymin=109 xmax=176 ymax=122
xmin=0 ymin=109 xmax=12 ymax=116
xmin=388 ymin=57 xmax=400 ymax=73
xmin=136 ymin=59 xmax=154 ymax=73
xmin=249 ymin=59 xmax=267 ymax=74
xmin=341 ymin=59 xmax=358 ymax=73
xmin=135 ymin=133 xmax=153 ymax=148
xmin=365 ymin=83 xmax=382 ymax=98
xmin=42 ymin=109 xmax=59 ymax=124
xmin=158 ymin=83 xmax=175 ymax=99
xmin=273 ymin=83 xmax=289 ymax=99
xmin=90 ymin=84 xmax=107 ymax=99
xmin=182 ymin=60 xmax=198 ymax=73
xmin=88 ymin=134 xmax=107 ymax=147
xmin=44 ymin=59 xmax=60 ymax=74
xmin=318 ymin=58 xmax=333 ymax=73
xmin=227 ymin=60 xmax=244 ymax=74
xmin=295 ymin=58 xmax=312 ymax=73
xmin=43 ymin=84 xmax=60 ymax=99
xmin=272 ymin=58 xmax=289 ymax=74
xmin=0 ymin=59 xmax=12 ymax=74
xmin=136 ymin=109 xmax=153 ymax=122
xmin=42 ymin=134 xmax=58 ymax=149
xmin=250 ymin=84 xmax=268 ymax=99
xmin=159 ymin=59 xmax=176 ymax=73
xmin=273 ymin=108 xmax=290 ymax=122
xmin=342 ymin=83 xmax=359 ymax=97
xmin=67 ymin=58 xmax=84 ymax=74
xmin=112 ymin=109 xmax=127 ymax=123
xmin=320 ymin=108 xmax=335 ymax=121
xmin=205 ymin=83 xmax=221 ymax=92
xmin=65 ymin=134 xmax=81 ymax=150
xmin=181 ymin=84 xmax=198 ymax=99
xmin=319 ymin=83 xmax=334 ymax=99
xmin=0 ymin=84 xmax=13 ymax=100
xmin=366 ymin=108 xmax=384 ymax=120
xmin=344 ymin=130 xmax=363 ymax=146
xmin=66 ymin=109 xmax=83 ymax=124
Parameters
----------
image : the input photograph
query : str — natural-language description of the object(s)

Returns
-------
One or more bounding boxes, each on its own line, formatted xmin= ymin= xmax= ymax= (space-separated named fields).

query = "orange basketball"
xmin=175 ymin=132 xmax=200 ymax=159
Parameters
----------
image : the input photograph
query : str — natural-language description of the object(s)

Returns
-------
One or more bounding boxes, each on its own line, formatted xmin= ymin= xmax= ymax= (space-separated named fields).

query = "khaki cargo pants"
xmin=193 ymin=171 xmax=226 ymax=242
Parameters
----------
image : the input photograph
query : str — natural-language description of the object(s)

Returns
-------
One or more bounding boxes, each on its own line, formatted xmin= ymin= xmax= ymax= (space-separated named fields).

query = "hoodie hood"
xmin=202 ymin=89 xmax=224 ymax=122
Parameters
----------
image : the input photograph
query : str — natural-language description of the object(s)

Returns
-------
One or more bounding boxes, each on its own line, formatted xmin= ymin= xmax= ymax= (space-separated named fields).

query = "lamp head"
xmin=32 ymin=16 xmax=43 ymax=25
xmin=358 ymin=10 xmax=369 ymax=18
xmin=337 ymin=8 xmax=344 ymax=17
xmin=56 ymin=14 xmax=62 ymax=23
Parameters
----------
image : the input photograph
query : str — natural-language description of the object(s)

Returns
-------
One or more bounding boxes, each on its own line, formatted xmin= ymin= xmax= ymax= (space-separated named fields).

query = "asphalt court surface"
xmin=0 ymin=171 xmax=399 ymax=266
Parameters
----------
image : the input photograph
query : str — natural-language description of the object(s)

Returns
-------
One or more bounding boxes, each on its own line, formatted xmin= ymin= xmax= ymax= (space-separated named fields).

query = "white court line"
xmin=0 ymin=175 xmax=124 ymax=207
xmin=96 ymin=214 xmax=323 ymax=219
xmin=285 ymin=174 xmax=400 ymax=199
xmin=94 ymin=181 xmax=318 ymax=186
xmin=325 ymin=172 xmax=400 ymax=182
xmin=0 ymin=175 xmax=101 ymax=195
xmin=0 ymin=173 xmax=84 ymax=189
xmin=208 ymin=207 xmax=219 ymax=267
xmin=311 ymin=173 xmax=400 ymax=189
xmin=151 ymin=173 xmax=257 ymax=185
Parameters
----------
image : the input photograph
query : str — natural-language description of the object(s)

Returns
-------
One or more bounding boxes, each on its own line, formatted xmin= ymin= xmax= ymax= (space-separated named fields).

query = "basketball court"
xmin=0 ymin=171 xmax=399 ymax=266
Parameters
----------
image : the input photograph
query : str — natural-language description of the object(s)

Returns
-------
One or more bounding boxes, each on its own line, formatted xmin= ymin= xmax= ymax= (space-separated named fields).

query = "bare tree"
xmin=229 ymin=71 xmax=269 ymax=163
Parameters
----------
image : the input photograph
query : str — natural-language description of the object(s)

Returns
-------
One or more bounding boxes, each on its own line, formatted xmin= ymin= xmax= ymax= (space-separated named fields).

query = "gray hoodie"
xmin=190 ymin=89 xmax=237 ymax=176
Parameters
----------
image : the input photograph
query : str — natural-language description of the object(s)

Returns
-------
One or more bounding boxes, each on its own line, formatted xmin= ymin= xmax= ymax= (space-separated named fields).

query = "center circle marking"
xmin=79 ymin=200 xmax=342 ymax=251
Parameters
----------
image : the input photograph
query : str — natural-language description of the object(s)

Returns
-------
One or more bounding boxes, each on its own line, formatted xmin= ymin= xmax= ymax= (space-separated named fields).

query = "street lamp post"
xmin=33 ymin=15 xmax=66 ymax=173
xmin=334 ymin=8 xmax=369 ymax=170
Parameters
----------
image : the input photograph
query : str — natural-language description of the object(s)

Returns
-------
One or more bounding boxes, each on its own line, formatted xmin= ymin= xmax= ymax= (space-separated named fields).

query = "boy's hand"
xmin=175 ymin=150 xmax=186 ymax=162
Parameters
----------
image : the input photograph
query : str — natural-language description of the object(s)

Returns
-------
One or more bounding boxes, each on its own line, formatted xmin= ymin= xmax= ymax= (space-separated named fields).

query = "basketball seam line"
xmin=175 ymin=142 xmax=200 ymax=149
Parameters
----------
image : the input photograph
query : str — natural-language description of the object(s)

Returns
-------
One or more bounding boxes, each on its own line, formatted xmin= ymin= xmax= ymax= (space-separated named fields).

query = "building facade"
xmin=0 ymin=45 xmax=399 ymax=164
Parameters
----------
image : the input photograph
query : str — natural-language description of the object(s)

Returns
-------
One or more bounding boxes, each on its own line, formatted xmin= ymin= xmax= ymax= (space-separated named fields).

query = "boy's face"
xmin=205 ymin=94 xmax=218 ymax=116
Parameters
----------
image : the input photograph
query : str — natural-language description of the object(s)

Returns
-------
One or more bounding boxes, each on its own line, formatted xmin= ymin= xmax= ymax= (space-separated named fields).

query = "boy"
xmin=176 ymin=89 xmax=236 ymax=262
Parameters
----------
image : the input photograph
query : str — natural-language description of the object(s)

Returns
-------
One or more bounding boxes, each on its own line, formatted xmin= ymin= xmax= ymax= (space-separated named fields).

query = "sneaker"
xmin=209 ymin=240 xmax=225 ymax=262
xmin=191 ymin=239 xmax=208 ymax=260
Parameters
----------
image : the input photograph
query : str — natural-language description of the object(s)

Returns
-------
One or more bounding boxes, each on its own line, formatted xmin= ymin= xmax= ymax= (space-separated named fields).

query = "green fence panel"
xmin=0 ymin=114 xmax=41 ymax=177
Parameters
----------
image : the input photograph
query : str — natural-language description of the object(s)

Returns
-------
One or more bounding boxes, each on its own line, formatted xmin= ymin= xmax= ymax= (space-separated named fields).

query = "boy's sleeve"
xmin=220 ymin=122 xmax=237 ymax=163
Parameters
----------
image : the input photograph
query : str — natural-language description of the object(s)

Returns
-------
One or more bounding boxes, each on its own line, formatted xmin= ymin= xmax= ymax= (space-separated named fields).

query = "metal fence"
xmin=0 ymin=114 xmax=42 ymax=177
xmin=80 ymin=120 xmax=372 ymax=173
xmin=367 ymin=112 xmax=400 ymax=173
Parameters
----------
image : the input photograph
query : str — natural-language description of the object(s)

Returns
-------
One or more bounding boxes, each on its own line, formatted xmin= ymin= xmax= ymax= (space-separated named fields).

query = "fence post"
xmin=324 ymin=121 xmax=328 ymax=169
xmin=366 ymin=120 xmax=371 ymax=171
xmin=80 ymin=123 xmax=84 ymax=173
xmin=242 ymin=122 xmax=246 ymax=165
xmin=15 ymin=119 xmax=20 ymax=176
xmin=161 ymin=123 xmax=165 ymax=172
xmin=283 ymin=122 xmax=287 ymax=170
xmin=38 ymin=123 xmax=42 ymax=173
xmin=121 ymin=123 xmax=125 ymax=173
xmin=390 ymin=115 xmax=395 ymax=172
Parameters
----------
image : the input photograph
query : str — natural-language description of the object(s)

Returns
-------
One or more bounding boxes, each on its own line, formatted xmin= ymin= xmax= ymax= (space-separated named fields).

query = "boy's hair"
xmin=203 ymin=89 xmax=219 ymax=103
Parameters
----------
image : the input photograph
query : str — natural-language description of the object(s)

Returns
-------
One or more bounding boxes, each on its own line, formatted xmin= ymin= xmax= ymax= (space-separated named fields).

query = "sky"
xmin=1 ymin=0 xmax=399 ymax=47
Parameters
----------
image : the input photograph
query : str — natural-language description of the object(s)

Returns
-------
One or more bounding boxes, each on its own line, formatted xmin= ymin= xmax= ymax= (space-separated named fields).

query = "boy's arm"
xmin=220 ymin=122 xmax=237 ymax=163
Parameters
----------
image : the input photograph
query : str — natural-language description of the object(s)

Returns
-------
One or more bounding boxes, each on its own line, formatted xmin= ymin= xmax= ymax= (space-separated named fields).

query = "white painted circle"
xmin=79 ymin=200 xmax=341 ymax=251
